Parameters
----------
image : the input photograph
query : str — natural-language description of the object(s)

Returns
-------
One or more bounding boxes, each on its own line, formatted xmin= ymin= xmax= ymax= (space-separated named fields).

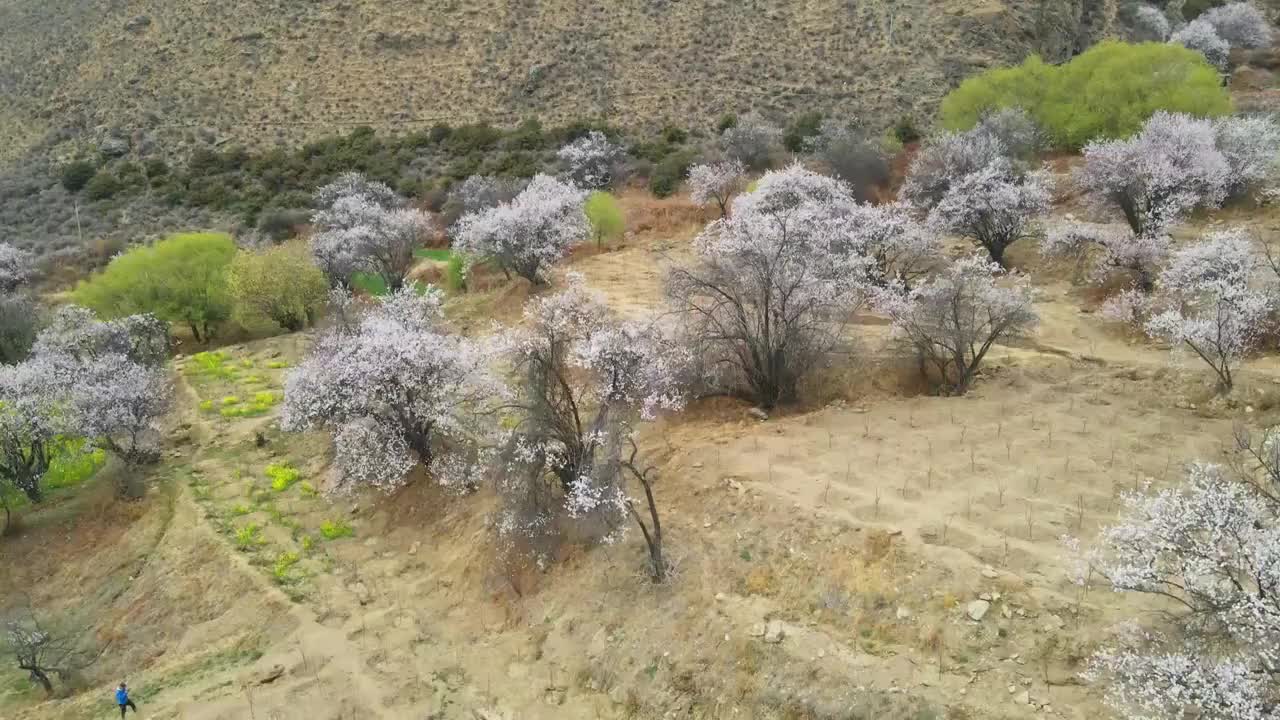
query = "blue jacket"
xmin=116 ymin=688 xmax=129 ymax=704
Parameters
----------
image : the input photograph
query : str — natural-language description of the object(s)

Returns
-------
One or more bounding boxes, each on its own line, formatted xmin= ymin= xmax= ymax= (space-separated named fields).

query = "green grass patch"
xmin=319 ymin=519 xmax=353 ymax=540
xmin=266 ymin=463 xmax=300 ymax=492
xmin=221 ymin=395 xmax=241 ymax=406
xmin=234 ymin=523 xmax=263 ymax=549
xmin=1 ymin=438 xmax=108 ymax=511
xmin=272 ymin=551 xmax=300 ymax=584
xmin=266 ymin=360 xmax=289 ymax=369
xmin=414 ymin=247 xmax=454 ymax=261
xmin=188 ymin=351 xmax=236 ymax=380
xmin=198 ymin=399 xmax=214 ymax=412
xmin=350 ymin=272 xmax=389 ymax=296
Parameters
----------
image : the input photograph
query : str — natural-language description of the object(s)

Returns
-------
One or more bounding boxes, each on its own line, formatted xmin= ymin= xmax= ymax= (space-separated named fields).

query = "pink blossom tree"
xmin=1077 ymin=112 xmax=1230 ymax=239
xmin=1144 ymin=229 xmax=1269 ymax=392
xmin=875 ymin=255 xmax=1038 ymax=395
xmin=281 ymin=288 xmax=505 ymax=495
xmin=667 ymin=164 xmax=873 ymax=408
xmin=452 ymin=174 xmax=588 ymax=285
xmin=901 ymin=129 xmax=1007 ymax=210
xmin=687 ymin=160 xmax=746 ymax=217
xmin=847 ymin=202 xmax=942 ymax=288
xmin=1041 ymin=222 xmax=1169 ymax=292
xmin=1214 ymin=115 xmax=1280 ymax=199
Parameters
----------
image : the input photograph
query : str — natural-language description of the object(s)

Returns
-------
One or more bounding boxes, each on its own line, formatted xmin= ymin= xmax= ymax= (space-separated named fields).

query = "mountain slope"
xmin=0 ymin=0 xmax=1117 ymax=160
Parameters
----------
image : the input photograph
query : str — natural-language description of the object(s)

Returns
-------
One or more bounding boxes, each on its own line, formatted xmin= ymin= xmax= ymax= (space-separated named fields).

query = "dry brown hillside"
xmin=0 ymin=0 xmax=1122 ymax=162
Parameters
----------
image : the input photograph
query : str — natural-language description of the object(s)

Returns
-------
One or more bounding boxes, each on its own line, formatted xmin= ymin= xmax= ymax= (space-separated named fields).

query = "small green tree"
xmin=227 ymin=241 xmax=328 ymax=332
xmin=584 ymin=191 xmax=625 ymax=248
xmin=59 ymin=161 xmax=96 ymax=193
xmin=74 ymin=233 xmax=236 ymax=342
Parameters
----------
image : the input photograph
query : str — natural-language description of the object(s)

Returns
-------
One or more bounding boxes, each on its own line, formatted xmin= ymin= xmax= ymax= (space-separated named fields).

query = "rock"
xmin=253 ymin=664 xmax=286 ymax=684
xmin=1001 ymin=605 xmax=1013 ymax=619
xmin=763 ymin=620 xmax=785 ymax=643
xmin=896 ymin=606 xmax=912 ymax=620
xmin=981 ymin=567 xmax=999 ymax=579
xmin=351 ymin=582 xmax=371 ymax=605
xmin=408 ymin=541 xmax=421 ymax=556
xmin=608 ymin=686 xmax=627 ymax=705
xmin=714 ymin=592 xmax=726 ymax=601
xmin=966 ymin=600 xmax=991 ymax=622
xmin=748 ymin=623 xmax=766 ymax=637
xmin=748 ymin=407 xmax=769 ymax=421
xmin=1015 ymin=690 xmax=1031 ymax=705
xmin=979 ymin=592 xmax=992 ymax=601
xmin=544 ymin=687 xmax=566 ymax=706
xmin=124 ymin=15 xmax=151 ymax=32
xmin=474 ymin=710 xmax=509 ymax=720
xmin=692 ymin=462 xmax=703 ymax=469
xmin=99 ymin=136 xmax=130 ymax=158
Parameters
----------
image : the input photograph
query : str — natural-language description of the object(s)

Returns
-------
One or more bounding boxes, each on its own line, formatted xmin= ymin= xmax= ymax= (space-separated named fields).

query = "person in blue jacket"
xmin=115 ymin=682 xmax=137 ymax=717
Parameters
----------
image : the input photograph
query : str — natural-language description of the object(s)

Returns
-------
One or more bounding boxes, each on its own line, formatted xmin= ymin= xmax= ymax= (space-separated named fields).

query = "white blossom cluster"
xmin=1172 ymin=18 xmax=1232 ymax=68
xmin=1081 ymin=461 xmax=1280 ymax=720
xmin=874 ymin=254 xmax=1038 ymax=394
xmin=1129 ymin=4 xmax=1172 ymax=41
xmin=687 ymin=159 xmax=746 ymax=217
xmin=556 ymin=131 xmax=626 ymax=190
xmin=452 ymin=174 xmax=589 ymax=284
xmin=1200 ymin=2 xmax=1273 ymax=49
xmin=720 ymin=115 xmax=782 ymax=170
xmin=845 ymin=202 xmax=942 ymax=288
xmin=448 ymin=175 xmax=525 ymax=217
xmin=1215 ymin=115 xmax=1280 ymax=198
xmin=0 ymin=243 xmax=35 ymax=293
xmin=311 ymin=174 xmax=432 ymax=290
xmin=1041 ymin=221 xmax=1169 ymax=291
xmin=281 ymin=287 xmax=505 ymax=494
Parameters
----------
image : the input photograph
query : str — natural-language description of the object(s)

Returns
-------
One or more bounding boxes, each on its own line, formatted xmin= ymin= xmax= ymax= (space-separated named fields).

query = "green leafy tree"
xmin=59 ymin=161 xmax=96 ymax=193
xmin=939 ymin=42 xmax=1231 ymax=149
xmin=227 ymin=241 xmax=329 ymax=332
xmin=74 ymin=233 xmax=236 ymax=342
xmin=584 ymin=191 xmax=625 ymax=248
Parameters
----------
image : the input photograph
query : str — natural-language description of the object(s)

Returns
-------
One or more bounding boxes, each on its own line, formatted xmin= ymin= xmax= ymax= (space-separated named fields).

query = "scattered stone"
xmin=253 ymin=664 xmax=286 ymax=685
xmin=1001 ymin=605 xmax=1013 ymax=619
xmin=764 ymin=620 xmax=785 ymax=643
xmin=124 ymin=15 xmax=151 ymax=32
xmin=981 ymin=567 xmax=999 ymax=579
xmin=408 ymin=541 xmax=421 ymax=556
xmin=474 ymin=710 xmax=509 ymax=720
xmin=99 ymin=136 xmax=130 ymax=158
xmin=607 ymin=686 xmax=627 ymax=705
xmin=351 ymin=582 xmax=371 ymax=605
xmin=966 ymin=600 xmax=991 ymax=622
xmin=896 ymin=606 xmax=912 ymax=620
xmin=1015 ymin=690 xmax=1031 ymax=705
xmin=543 ymin=687 xmax=566 ymax=706
xmin=748 ymin=407 xmax=769 ymax=421
xmin=748 ymin=623 xmax=766 ymax=637
xmin=979 ymin=592 xmax=993 ymax=602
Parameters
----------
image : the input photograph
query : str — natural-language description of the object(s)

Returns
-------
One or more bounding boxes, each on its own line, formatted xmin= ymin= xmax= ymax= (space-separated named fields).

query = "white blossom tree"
xmin=1201 ymin=2 xmax=1273 ymax=49
xmin=70 ymin=354 xmax=172 ymax=498
xmin=1214 ymin=115 xmax=1280 ymax=198
xmin=667 ymin=164 xmax=874 ymax=408
xmin=556 ymin=131 xmax=627 ymax=190
xmin=443 ymin=175 xmax=525 ymax=227
xmin=1080 ymin=451 xmax=1280 ymax=720
xmin=311 ymin=186 xmax=433 ymax=291
xmin=974 ymin=107 xmax=1044 ymax=160
xmin=721 ymin=115 xmax=782 ymax=171
xmin=875 ymin=255 xmax=1038 ymax=395
xmin=847 ymin=202 xmax=942 ymax=288
xmin=0 ymin=244 xmax=35 ymax=294
xmin=281 ymin=288 xmax=505 ymax=494
xmin=805 ymin=121 xmax=890 ymax=202
xmin=30 ymin=306 xmax=170 ymax=368
xmin=1144 ymin=229 xmax=1270 ymax=392
xmin=1130 ymin=4 xmax=1172 ymax=41
xmin=901 ymin=128 xmax=1007 ymax=211
xmin=687 ymin=160 xmax=747 ymax=217
xmin=926 ymin=158 xmax=1052 ymax=268
xmin=1172 ymin=18 xmax=1231 ymax=69
xmin=1077 ymin=112 xmax=1230 ymax=239
xmin=313 ymin=172 xmax=402 ymax=211
xmin=452 ymin=174 xmax=588 ymax=285
xmin=0 ymin=356 xmax=73 ymax=503
xmin=498 ymin=277 xmax=686 ymax=579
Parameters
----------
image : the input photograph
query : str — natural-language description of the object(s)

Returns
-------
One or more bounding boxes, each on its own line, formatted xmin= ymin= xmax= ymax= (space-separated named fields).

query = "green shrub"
xmin=938 ymin=42 xmax=1231 ymax=149
xmin=266 ymin=463 xmax=300 ymax=492
xmin=74 ymin=232 xmax=236 ymax=341
xmin=60 ymin=160 xmax=97 ymax=193
xmin=221 ymin=396 xmax=241 ymax=406
xmin=228 ymin=241 xmax=328 ymax=332
xmin=42 ymin=438 xmax=107 ymax=494
xmin=84 ymin=171 xmax=121 ymax=201
xmin=189 ymin=351 xmax=235 ymax=379
xmin=783 ymin=111 xmax=824 ymax=153
xmin=319 ymin=519 xmax=353 ymax=540
xmin=717 ymin=113 xmax=738 ymax=133
xmin=265 ymin=360 xmax=289 ymax=369
xmin=650 ymin=150 xmax=696 ymax=198
xmin=256 ymin=209 xmax=311 ymax=242
xmin=893 ymin=117 xmax=922 ymax=145
xmin=584 ymin=192 xmax=625 ymax=248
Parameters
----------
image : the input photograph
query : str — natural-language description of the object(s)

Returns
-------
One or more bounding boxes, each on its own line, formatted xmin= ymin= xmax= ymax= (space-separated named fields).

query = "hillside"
xmin=0 ymin=0 xmax=1120 ymax=162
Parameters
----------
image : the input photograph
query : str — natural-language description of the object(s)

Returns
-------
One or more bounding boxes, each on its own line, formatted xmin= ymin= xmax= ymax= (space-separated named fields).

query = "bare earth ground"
xmin=3 ymin=189 xmax=1280 ymax=720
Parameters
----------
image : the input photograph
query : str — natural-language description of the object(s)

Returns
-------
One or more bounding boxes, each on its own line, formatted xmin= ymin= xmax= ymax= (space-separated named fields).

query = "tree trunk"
xmin=188 ymin=323 xmax=203 ymax=343
xmin=24 ymin=666 xmax=53 ymax=694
